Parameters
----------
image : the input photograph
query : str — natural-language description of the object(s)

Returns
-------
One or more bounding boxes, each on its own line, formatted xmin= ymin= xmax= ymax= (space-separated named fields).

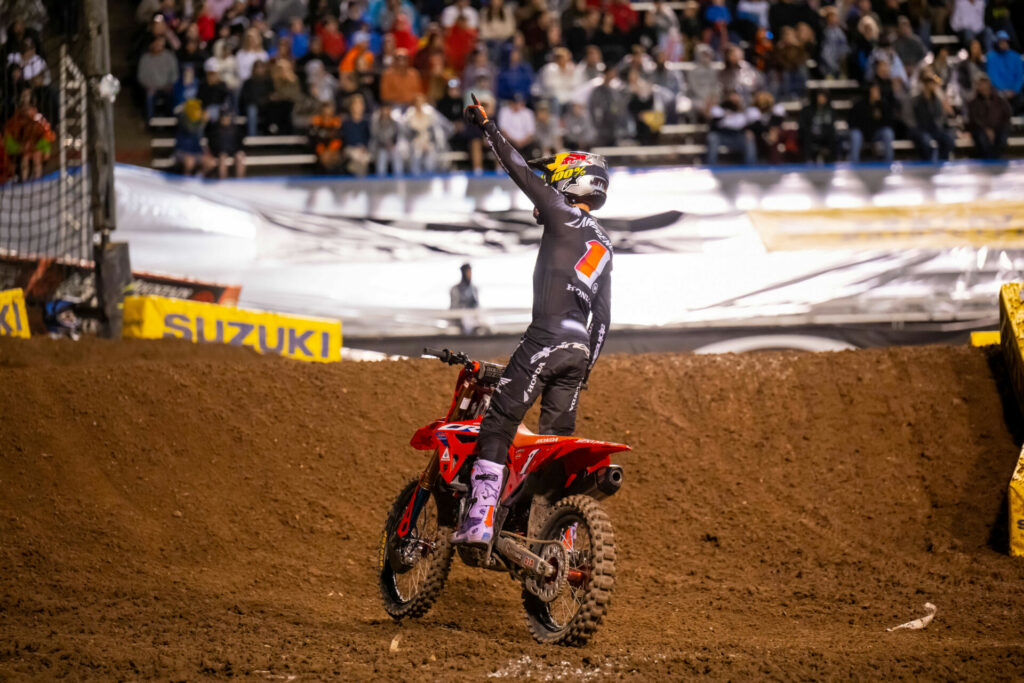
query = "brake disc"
xmin=524 ymin=542 xmax=569 ymax=603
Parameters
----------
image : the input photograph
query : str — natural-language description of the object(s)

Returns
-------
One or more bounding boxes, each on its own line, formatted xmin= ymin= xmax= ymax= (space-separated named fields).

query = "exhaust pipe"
xmin=596 ymin=465 xmax=623 ymax=497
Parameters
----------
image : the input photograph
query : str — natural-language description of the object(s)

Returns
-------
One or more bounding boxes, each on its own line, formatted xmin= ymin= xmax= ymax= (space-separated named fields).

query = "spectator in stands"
xmin=7 ymin=37 xmax=48 ymax=85
xmin=174 ymin=98 xmax=210 ymax=176
xmin=403 ymin=94 xmax=443 ymax=174
xmin=310 ymin=100 xmax=343 ymax=172
xmin=704 ymin=0 xmax=733 ymax=53
xmin=968 ymin=75 xmax=1012 ymax=158
xmin=866 ymin=36 xmax=909 ymax=88
xmin=28 ymin=68 xmax=57 ymax=126
xmin=986 ymin=0 xmax=1019 ymax=45
xmin=987 ymin=30 xmax=1023 ymax=112
xmin=206 ymin=108 xmax=246 ymax=177
xmin=444 ymin=13 xmax=477 ymax=73
xmin=931 ymin=45 xmax=954 ymax=86
xmin=951 ymin=0 xmax=990 ymax=50
xmin=911 ymin=71 xmax=956 ymax=161
xmin=707 ymin=91 xmax=757 ymax=165
xmin=625 ymin=67 xmax=659 ymax=143
xmin=278 ymin=17 xmax=309 ymax=60
xmin=199 ymin=61 xmax=230 ymax=118
xmin=649 ymin=48 xmax=685 ymax=123
xmin=497 ymin=93 xmax=538 ymax=156
xmin=577 ymin=45 xmax=605 ymax=82
xmin=496 ymin=47 xmax=534 ymax=103
xmin=480 ymin=0 xmax=516 ymax=57
xmin=751 ymin=90 xmax=791 ymax=163
xmin=799 ymin=90 xmax=839 ymax=162
xmin=593 ymin=13 xmax=627 ymax=68
xmin=463 ymin=49 xmax=496 ymax=97
xmin=441 ymin=0 xmax=479 ymax=30
xmin=894 ymin=17 xmax=927 ymax=74
xmin=240 ymin=59 xmax=272 ymax=136
xmin=138 ymin=37 xmax=179 ymax=122
xmin=849 ymin=82 xmax=896 ymax=163
xmin=538 ymin=47 xmax=582 ymax=114
xmin=688 ymin=44 xmax=721 ymax=110
xmin=589 ymin=67 xmax=626 ymax=146
xmin=848 ymin=15 xmax=879 ymax=82
xmin=773 ymin=26 xmax=809 ymax=98
xmin=562 ymin=100 xmax=594 ymax=149
xmin=236 ymin=28 xmax=269 ymax=83
xmin=720 ymin=45 xmax=763 ymax=105
xmin=819 ymin=6 xmax=850 ymax=78
xmin=341 ymin=94 xmax=372 ymax=176
xmin=2 ymin=19 xmax=42 ymax=63
xmin=196 ymin=2 xmax=219 ymax=44
xmin=266 ymin=59 xmax=301 ymax=134
xmin=534 ymin=100 xmax=562 ymax=157
xmin=178 ymin=34 xmax=209 ymax=78
xmin=958 ymin=39 xmax=988 ymax=93
xmin=380 ymin=48 xmax=422 ymax=106
xmin=3 ymin=89 xmax=54 ymax=181
xmin=371 ymin=101 xmax=404 ymax=177
xmin=339 ymin=31 xmax=371 ymax=74
xmin=173 ymin=64 xmax=201 ymax=109
xmin=317 ymin=16 xmax=347 ymax=62
xmin=305 ymin=59 xmax=337 ymax=105
xmin=679 ymin=1 xmax=703 ymax=55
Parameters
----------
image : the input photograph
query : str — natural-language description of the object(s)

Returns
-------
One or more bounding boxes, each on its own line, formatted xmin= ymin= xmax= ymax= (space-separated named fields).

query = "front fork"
xmin=396 ymin=449 xmax=441 ymax=538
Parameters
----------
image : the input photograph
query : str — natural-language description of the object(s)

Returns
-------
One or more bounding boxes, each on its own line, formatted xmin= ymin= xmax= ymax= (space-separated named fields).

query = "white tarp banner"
xmin=113 ymin=163 xmax=1024 ymax=338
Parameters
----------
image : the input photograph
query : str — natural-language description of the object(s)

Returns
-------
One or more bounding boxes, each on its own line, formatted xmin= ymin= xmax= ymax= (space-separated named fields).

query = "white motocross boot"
xmin=451 ymin=459 xmax=505 ymax=547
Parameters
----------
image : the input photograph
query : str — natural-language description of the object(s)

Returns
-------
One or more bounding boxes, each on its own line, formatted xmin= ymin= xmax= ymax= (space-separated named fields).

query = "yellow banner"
xmin=123 ymin=295 xmax=342 ymax=362
xmin=0 ymin=288 xmax=30 ymax=338
xmin=749 ymin=200 xmax=1024 ymax=251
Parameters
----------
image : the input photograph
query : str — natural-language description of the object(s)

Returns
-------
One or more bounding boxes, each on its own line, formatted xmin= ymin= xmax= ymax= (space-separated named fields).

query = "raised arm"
xmin=465 ymin=95 xmax=561 ymax=208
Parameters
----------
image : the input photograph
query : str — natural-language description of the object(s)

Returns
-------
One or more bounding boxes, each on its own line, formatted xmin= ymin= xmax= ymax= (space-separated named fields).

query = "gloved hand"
xmin=463 ymin=93 xmax=489 ymax=128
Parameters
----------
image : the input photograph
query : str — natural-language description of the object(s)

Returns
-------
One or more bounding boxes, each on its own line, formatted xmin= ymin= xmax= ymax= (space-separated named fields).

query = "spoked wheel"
xmin=378 ymin=478 xmax=454 ymax=619
xmin=522 ymin=495 xmax=615 ymax=646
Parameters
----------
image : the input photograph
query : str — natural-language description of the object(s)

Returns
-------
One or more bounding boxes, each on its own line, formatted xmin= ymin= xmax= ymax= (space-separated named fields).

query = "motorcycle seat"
xmin=513 ymin=424 xmax=571 ymax=448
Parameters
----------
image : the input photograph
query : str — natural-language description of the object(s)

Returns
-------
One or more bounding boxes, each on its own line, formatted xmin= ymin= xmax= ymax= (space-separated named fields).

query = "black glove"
xmin=463 ymin=93 xmax=489 ymax=128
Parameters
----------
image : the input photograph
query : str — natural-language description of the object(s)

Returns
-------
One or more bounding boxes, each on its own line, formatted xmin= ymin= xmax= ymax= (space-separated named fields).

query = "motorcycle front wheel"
xmin=522 ymin=494 xmax=616 ymax=646
xmin=378 ymin=478 xmax=454 ymax=620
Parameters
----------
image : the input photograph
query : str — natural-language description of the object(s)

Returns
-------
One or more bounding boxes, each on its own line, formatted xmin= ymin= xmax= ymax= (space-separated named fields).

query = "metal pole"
xmin=83 ymin=0 xmax=116 ymax=243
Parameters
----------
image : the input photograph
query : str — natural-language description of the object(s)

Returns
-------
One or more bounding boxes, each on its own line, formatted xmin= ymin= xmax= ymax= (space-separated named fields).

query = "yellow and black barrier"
xmin=998 ymin=283 xmax=1024 ymax=556
xmin=0 ymin=288 xmax=30 ymax=338
xmin=123 ymin=295 xmax=342 ymax=363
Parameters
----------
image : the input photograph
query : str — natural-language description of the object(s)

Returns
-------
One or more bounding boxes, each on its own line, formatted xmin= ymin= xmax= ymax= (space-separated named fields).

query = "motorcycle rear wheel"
xmin=378 ymin=478 xmax=454 ymax=620
xmin=522 ymin=494 xmax=615 ymax=646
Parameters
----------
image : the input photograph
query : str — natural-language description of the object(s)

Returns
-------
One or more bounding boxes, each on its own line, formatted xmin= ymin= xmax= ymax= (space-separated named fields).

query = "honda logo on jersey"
xmin=574 ymin=240 xmax=610 ymax=289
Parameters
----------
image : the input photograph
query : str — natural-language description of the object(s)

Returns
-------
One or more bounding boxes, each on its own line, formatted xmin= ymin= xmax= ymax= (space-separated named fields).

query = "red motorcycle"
xmin=378 ymin=348 xmax=629 ymax=645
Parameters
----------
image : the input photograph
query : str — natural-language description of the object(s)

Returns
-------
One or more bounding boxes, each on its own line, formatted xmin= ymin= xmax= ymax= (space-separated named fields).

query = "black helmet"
xmin=527 ymin=151 xmax=610 ymax=211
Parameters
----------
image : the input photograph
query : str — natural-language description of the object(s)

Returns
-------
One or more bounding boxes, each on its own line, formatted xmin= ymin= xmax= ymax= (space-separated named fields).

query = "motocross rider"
xmin=451 ymin=96 xmax=613 ymax=548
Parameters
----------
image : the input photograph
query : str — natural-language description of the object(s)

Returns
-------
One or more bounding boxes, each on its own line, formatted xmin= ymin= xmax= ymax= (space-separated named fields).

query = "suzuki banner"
xmin=0 ymin=288 xmax=30 ymax=338
xmin=123 ymin=295 xmax=342 ymax=362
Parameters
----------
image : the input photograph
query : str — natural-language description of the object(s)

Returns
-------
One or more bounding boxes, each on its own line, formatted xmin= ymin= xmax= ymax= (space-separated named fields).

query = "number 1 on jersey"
xmin=574 ymin=240 xmax=610 ymax=289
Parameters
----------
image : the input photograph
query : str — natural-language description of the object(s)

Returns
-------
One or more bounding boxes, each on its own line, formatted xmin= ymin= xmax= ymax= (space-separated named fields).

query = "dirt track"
xmin=1 ymin=337 xmax=1023 ymax=680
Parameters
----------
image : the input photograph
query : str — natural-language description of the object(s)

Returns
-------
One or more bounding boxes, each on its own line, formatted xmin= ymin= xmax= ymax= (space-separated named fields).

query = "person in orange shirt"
xmin=339 ymin=31 xmax=374 ymax=74
xmin=379 ymin=48 xmax=422 ymax=106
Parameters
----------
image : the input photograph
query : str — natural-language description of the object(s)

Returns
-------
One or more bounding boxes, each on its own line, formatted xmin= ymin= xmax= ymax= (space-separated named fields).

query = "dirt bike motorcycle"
xmin=378 ymin=348 xmax=629 ymax=645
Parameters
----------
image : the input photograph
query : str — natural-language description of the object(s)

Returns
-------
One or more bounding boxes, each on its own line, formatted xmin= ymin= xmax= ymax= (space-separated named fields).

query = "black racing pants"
xmin=476 ymin=335 xmax=590 ymax=465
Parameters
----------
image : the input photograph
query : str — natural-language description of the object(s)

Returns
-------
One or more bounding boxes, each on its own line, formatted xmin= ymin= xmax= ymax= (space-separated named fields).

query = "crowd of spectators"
xmin=1 ymin=5 xmax=59 ymax=184
xmin=6 ymin=0 xmax=1016 ymax=180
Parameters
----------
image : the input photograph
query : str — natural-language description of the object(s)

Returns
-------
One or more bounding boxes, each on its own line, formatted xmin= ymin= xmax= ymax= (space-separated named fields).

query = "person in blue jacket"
xmin=986 ymin=30 xmax=1023 ymax=112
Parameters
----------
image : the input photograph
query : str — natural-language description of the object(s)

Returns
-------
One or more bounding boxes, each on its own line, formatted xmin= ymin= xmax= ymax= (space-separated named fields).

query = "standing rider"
xmin=451 ymin=95 xmax=613 ymax=547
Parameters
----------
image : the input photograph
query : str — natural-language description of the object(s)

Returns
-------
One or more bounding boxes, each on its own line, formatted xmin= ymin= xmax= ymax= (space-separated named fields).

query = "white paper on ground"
xmin=886 ymin=602 xmax=937 ymax=631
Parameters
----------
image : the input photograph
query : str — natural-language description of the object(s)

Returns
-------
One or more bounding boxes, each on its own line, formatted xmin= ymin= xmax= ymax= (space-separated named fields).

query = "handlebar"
xmin=423 ymin=347 xmax=505 ymax=385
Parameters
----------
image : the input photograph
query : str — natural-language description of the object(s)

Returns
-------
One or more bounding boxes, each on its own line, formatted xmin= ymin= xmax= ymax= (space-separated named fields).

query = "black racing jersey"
xmin=481 ymin=120 xmax=612 ymax=372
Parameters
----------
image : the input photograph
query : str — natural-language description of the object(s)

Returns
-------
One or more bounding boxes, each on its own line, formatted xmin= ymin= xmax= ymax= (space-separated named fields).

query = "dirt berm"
xmin=1 ymin=338 xmax=1023 ymax=680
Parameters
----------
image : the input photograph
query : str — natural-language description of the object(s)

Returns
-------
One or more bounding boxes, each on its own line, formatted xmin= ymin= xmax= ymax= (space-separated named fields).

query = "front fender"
xmin=410 ymin=418 xmax=445 ymax=450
